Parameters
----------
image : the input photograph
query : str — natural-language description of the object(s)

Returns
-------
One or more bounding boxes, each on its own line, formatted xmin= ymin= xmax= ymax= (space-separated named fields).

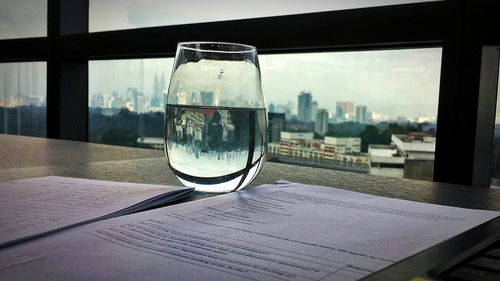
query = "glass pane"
xmin=0 ymin=0 xmax=47 ymax=39
xmin=89 ymin=0 xmax=438 ymax=32
xmin=89 ymin=48 xmax=441 ymax=182
xmin=0 ymin=62 xmax=47 ymax=137
xmin=89 ymin=58 xmax=174 ymax=147
xmin=263 ymin=48 xmax=441 ymax=182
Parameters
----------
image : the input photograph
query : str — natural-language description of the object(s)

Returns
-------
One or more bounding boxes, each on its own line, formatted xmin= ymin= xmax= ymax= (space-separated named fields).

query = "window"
xmin=87 ymin=48 xmax=441 ymax=182
xmin=88 ymin=58 xmax=173 ymax=147
xmin=262 ymin=48 xmax=441 ymax=181
xmin=0 ymin=62 xmax=47 ymax=137
xmin=0 ymin=0 xmax=47 ymax=39
xmin=1 ymin=0 xmax=496 ymax=186
xmin=89 ymin=0 xmax=438 ymax=32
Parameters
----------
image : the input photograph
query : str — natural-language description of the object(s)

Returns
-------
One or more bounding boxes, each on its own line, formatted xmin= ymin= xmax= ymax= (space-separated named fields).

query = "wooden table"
xmin=1 ymin=134 xmax=500 ymax=211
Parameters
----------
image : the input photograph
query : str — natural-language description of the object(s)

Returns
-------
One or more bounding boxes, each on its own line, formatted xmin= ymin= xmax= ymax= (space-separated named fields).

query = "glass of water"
xmin=164 ymin=42 xmax=267 ymax=192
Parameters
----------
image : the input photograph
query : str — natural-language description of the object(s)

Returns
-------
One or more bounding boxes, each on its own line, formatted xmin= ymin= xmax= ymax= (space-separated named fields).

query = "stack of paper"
xmin=0 ymin=176 xmax=193 ymax=248
xmin=0 ymin=180 xmax=497 ymax=280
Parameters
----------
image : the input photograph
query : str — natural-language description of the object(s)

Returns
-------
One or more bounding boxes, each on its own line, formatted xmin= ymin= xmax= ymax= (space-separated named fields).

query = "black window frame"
xmin=1 ymin=0 xmax=500 ymax=187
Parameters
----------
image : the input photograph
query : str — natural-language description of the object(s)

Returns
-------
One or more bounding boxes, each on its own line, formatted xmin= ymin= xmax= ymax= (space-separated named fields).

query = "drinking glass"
xmin=164 ymin=42 xmax=267 ymax=192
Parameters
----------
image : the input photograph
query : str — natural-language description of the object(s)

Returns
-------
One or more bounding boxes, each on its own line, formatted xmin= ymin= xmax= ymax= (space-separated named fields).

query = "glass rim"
xmin=177 ymin=41 xmax=256 ymax=54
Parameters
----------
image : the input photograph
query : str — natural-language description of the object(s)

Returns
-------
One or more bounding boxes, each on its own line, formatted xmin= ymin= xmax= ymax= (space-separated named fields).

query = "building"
xmin=323 ymin=137 xmax=361 ymax=155
xmin=311 ymin=101 xmax=318 ymax=122
xmin=392 ymin=134 xmax=436 ymax=160
xmin=314 ymin=109 xmax=329 ymax=135
xmin=268 ymin=103 xmax=276 ymax=113
xmin=368 ymin=144 xmax=405 ymax=178
xmin=355 ymin=105 xmax=367 ymax=124
xmin=336 ymin=101 xmax=354 ymax=120
xmin=90 ymin=93 xmax=104 ymax=108
xmin=297 ymin=91 xmax=313 ymax=122
xmin=267 ymin=133 xmax=368 ymax=172
xmin=268 ymin=112 xmax=286 ymax=143
xmin=151 ymin=74 xmax=162 ymax=108
xmin=280 ymin=131 xmax=314 ymax=143
xmin=137 ymin=137 xmax=164 ymax=150
xmin=368 ymin=134 xmax=436 ymax=180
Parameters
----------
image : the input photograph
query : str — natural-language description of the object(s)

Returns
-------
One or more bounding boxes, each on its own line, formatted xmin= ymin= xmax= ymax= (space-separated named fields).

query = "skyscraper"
xmin=335 ymin=105 xmax=344 ymax=123
xmin=160 ymin=73 xmax=167 ymax=107
xmin=268 ymin=103 xmax=276 ymax=113
xmin=356 ymin=105 xmax=367 ymax=124
xmin=315 ymin=109 xmax=329 ymax=135
xmin=311 ymin=101 xmax=318 ymax=122
xmin=268 ymin=112 xmax=286 ymax=143
xmin=90 ymin=93 xmax=104 ymax=108
xmin=298 ymin=91 xmax=313 ymax=122
xmin=336 ymin=101 xmax=354 ymax=118
xmin=151 ymin=74 xmax=162 ymax=108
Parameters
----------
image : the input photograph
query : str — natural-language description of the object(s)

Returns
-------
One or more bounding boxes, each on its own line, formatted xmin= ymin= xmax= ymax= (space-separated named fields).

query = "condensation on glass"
xmin=89 ymin=0 xmax=439 ymax=32
xmin=0 ymin=62 xmax=47 ymax=137
xmin=88 ymin=48 xmax=442 ymax=183
xmin=0 ymin=0 xmax=47 ymax=39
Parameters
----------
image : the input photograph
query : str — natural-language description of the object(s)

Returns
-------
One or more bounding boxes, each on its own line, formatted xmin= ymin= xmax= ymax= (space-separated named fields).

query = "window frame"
xmin=1 ymin=0 xmax=500 ymax=187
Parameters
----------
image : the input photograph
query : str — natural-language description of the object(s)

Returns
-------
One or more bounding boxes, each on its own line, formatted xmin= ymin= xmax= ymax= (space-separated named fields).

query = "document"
xmin=0 ymin=176 xmax=193 ymax=248
xmin=0 ymin=181 xmax=498 ymax=281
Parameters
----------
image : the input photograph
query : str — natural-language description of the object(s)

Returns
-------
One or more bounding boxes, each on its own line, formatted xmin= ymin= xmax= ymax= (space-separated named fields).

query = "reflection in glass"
xmin=0 ymin=62 xmax=47 ymax=137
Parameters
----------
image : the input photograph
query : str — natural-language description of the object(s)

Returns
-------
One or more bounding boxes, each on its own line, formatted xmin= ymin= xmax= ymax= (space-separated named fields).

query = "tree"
xmin=358 ymin=125 xmax=390 ymax=152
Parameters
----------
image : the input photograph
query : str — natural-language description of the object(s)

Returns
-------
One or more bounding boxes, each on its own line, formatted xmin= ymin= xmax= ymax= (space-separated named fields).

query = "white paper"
xmin=0 ymin=176 xmax=192 ymax=248
xmin=0 ymin=181 xmax=498 ymax=281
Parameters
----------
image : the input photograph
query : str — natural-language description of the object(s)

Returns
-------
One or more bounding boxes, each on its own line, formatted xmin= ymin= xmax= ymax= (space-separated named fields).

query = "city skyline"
xmin=89 ymin=47 xmax=442 ymax=121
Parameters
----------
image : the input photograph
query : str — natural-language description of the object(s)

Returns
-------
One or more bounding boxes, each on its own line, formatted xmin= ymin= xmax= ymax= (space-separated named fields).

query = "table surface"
xmin=2 ymin=134 xmax=500 ymax=211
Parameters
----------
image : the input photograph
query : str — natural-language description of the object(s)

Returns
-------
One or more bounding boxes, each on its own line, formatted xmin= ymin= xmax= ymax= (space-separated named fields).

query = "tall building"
xmin=268 ymin=112 xmax=286 ymax=143
xmin=268 ymin=103 xmax=276 ymax=113
xmin=315 ymin=109 xmax=329 ymax=135
xmin=336 ymin=101 xmax=354 ymax=119
xmin=297 ymin=91 xmax=313 ymax=122
xmin=311 ymin=101 xmax=318 ymax=122
xmin=160 ymin=73 xmax=167 ymax=107
xmin=135 ymin=92 xmax=146 ymax=113
xmin=355 ymin=105 xmax=367 ymax=124
xmin=151 ymin=74 xmax=162 ymax=108
xmin=335 ymin=105 xmax=345 ymax=121
xmin=90 ymin=93 xmax=104 ymax=108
